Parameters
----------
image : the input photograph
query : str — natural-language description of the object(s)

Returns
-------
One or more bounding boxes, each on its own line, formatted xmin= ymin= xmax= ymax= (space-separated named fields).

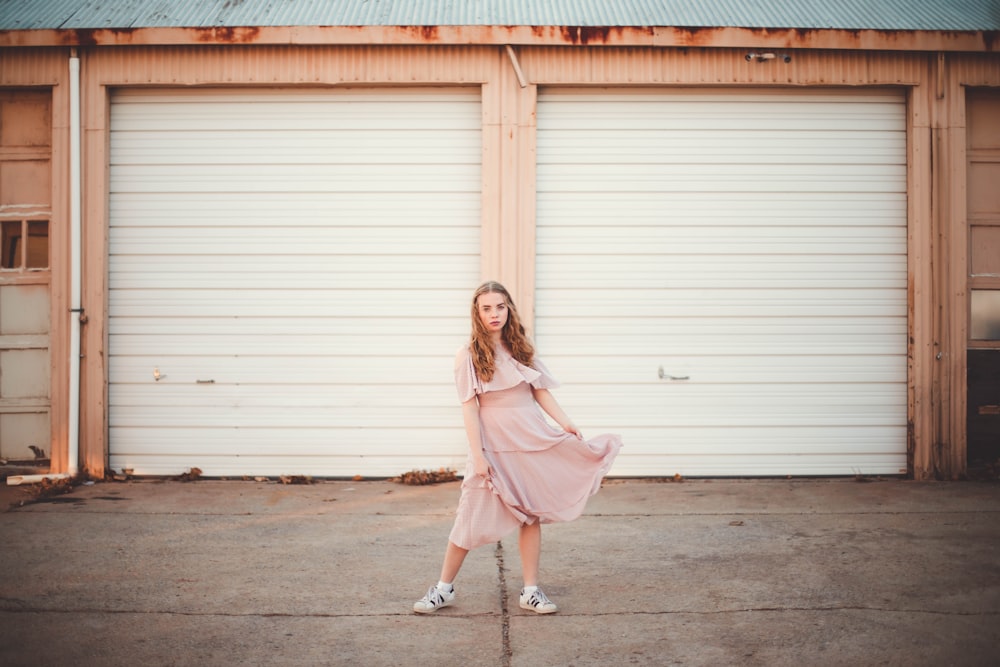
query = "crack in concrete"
xmin=495 ymin=540 xmax=512 ymax=667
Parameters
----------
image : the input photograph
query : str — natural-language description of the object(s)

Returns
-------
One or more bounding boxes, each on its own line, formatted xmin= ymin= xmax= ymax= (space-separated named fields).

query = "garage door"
xmin=109 ymin=88 xmax=480 ymax=477
xmin=536 ymin=88 xmax=907 ymax=476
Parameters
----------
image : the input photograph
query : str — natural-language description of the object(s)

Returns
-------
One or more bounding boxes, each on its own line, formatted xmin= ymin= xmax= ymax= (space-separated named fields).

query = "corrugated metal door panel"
xmin=536 ymin=88 xmax=907 ymax=476
xmin=108 ymin=87 xmax=480 ymax=477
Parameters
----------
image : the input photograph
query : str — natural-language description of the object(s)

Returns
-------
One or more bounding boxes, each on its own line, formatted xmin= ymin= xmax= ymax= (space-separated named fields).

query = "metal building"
xmin=0 ymin=1 xmax=998 ymax=480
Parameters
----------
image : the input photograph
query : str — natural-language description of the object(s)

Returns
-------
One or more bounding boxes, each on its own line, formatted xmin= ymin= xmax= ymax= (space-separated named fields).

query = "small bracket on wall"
xmin=658 ymin=366 xmax=690 ymax=381
xmin=745 ymin=52 xmax=791 ymax=63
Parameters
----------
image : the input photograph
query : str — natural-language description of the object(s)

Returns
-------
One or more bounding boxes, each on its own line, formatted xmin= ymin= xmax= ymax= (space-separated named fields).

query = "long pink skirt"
xmin=448 ymin=382 xmax=622 ymax=551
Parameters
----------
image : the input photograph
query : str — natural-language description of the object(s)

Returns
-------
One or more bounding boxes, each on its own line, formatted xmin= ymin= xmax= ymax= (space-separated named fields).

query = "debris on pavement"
xmin=392 ymin=468 xmax=458 ymax=485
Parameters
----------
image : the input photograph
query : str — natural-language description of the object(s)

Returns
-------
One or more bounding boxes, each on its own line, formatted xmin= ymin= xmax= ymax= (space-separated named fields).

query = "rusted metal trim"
xmin=0 ymin=25 xmax=996 ymax=53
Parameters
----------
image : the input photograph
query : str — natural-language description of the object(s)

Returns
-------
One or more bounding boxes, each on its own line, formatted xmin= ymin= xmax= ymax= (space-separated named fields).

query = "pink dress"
xmin=448 ymin=344 xmax=623 ymax=550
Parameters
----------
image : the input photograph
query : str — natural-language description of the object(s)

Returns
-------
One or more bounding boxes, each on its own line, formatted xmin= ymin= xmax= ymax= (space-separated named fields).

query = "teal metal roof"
xmin=1 ymin=0 xmax=998 ymax=31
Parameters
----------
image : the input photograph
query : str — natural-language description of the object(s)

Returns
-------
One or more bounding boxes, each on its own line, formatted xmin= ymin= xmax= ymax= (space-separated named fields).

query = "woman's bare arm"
xmin=531 ymin=388 xmax=582 ymax=439
xmin=461 ymin=398 xmax=491 ymax=476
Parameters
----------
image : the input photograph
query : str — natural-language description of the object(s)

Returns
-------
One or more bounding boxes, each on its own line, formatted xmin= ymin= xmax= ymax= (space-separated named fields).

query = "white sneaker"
xmin=413 ymin=585 xmax=455 ymax=614
xmin=519 ymin=587 xmax=558 ymax=614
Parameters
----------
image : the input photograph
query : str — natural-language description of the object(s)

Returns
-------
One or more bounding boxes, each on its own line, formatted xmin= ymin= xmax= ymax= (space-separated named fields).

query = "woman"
xmin=413 ymin=281 xmax=622 ymax=614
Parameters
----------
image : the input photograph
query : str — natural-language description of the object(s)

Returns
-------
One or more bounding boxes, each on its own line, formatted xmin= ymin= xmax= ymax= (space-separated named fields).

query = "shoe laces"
xmin=524 ymin=588 xmax=551 ymax=606
xmin=423 ymin=586 xmax=447 ymax=607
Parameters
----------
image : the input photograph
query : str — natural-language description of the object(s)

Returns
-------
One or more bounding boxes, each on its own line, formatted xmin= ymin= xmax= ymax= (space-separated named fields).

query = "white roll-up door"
xmin=536 ymin=88 xmax=907 ymax=476
xmin=109 ymin=88 xmax=480 ymax=477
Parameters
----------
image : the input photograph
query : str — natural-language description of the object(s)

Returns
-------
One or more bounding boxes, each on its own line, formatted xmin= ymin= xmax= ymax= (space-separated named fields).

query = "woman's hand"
xmin=472 ymin=452 xmax=491 ymax=478
xmin=562 ymin=423 xmax=583 ymax=440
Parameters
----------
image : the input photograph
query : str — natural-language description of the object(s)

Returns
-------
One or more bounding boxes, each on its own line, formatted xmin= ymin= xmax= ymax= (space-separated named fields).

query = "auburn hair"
xmin=469 ymin=281 xmax=535 ymax=382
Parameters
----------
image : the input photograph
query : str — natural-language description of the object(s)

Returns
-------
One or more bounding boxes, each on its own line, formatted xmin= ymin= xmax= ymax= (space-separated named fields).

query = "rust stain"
xmin=674 ymin=25 xmax=836 ymax=47
xmin=62 ymin=28 xmax=139 ymax=47
xmin=672 ymin=26 xmax=733 ymax=47
xmin=906 ymin=418 xmax=915 ymax=477
xmin=557 ymin=25 xmax=644 ymax=45
xmin=932 ymin=29 xmax=998 ymax=51
xmin=983 ymin=30 xmax=998 ymax=51
xmin=56 ymin=26 xmax=266 ymax=45
xmin=670 ymin=25 xmax=991 ymax=50
xmin=402 ymin=25 xmax=440 ymax=41
xmin=193 ymin=26 xmax=262 ymax=43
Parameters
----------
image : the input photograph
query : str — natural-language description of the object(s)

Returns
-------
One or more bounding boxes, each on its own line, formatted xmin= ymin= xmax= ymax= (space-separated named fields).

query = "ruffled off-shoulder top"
xmin=455 ymin=343 xmax=559 ymax=403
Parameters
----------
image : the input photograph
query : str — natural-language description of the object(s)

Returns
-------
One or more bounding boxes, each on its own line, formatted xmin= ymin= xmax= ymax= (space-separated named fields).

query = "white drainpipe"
xmin=7 ymin=473 xmax=71 ymax=486
xmin=67 ymin=48 xmax=82 ymax=476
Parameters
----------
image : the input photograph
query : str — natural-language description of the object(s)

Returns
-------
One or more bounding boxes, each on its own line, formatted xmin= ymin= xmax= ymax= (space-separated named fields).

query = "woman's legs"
xmin=517 ymin=521 xmax=558 ymax=613
xmin=441 ymin=522 xmax=542 ymax=586
xmin=439 ymin=541 xmax=469 ymax=584
xmin=518 ymin=521 xmax=541 ymax=587
xmin=415 ymin=542 xmax=467 ymax=613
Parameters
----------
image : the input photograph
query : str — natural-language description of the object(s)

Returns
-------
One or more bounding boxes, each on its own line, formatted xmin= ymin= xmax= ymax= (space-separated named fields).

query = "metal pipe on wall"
xmin=67 ymin=48 xmax=81 ymax=476
xmin=505 ymin=45 xmax=528 ymax=88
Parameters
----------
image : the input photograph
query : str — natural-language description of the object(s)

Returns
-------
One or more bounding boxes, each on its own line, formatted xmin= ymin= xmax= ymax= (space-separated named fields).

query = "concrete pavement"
xmin=1 ymin=477 xmax=999 ymax=666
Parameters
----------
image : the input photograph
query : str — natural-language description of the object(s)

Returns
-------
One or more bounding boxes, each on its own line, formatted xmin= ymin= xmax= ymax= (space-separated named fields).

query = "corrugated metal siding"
xmin=954 ymin=52 xmax=1000 ymax=86
xmin=107 ymin=87 xmax=481 ymax=477
xmin=522 ymin=47 xmax=929 ymax=86
xmin=0 ymin=48 xmax=66 ymax=84
xmin=2 ymin=0 xmax=998 ymax=30
xmin=535 ymin=87 xmax=908 ymax=476
xmin=89 ymin=45 xmax=494 ymax=87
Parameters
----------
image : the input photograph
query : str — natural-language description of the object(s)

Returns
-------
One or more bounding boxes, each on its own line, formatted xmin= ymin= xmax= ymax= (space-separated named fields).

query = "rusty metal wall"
xmin=88 ymin=44 xmax=496 ymax=85
xmin=0 ymin=48 xmax=66 ymax=84
xmin=518 ymin=46 xmax=930 ymax=86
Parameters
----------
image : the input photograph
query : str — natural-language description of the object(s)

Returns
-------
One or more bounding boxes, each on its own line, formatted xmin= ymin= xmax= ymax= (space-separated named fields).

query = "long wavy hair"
xmin=469 ymin=281 xmax=535 ymax=382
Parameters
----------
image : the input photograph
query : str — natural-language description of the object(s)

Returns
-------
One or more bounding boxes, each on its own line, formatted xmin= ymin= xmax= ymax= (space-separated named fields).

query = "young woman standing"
xmin=413 ymin=281 xmax=622 ymax=614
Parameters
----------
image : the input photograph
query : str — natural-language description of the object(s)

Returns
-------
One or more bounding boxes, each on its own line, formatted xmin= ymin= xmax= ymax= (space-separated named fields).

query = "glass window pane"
xmin=971 ymin=290 xmax=1000 ymax=340
xmin=1 ymin=220 xmax=21 ymax=269
xmin=26 ymin=220 xmax=48 ymax=269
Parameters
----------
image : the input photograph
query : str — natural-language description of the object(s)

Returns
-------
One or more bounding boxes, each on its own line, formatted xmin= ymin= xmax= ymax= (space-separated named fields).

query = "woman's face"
xmin=477 ymin=291 xmax=509 ymax=337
